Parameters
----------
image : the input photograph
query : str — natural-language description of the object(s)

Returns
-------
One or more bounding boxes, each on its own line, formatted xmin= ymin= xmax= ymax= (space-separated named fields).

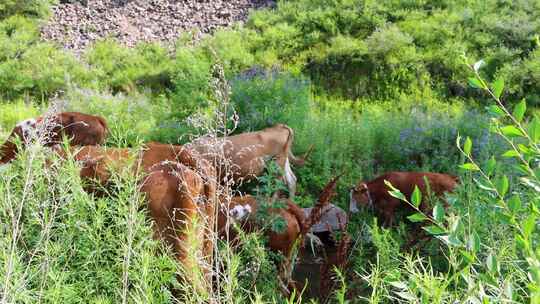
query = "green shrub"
xmin=0 ymin=0 xmax=52 ymax=18
xmin=85 ymin=40 xmax=173 ymax=94
xmin=230 ymin=69 xmax=310 ymax=132
xmin=169 ymin=46 xmax=213 ymax=121
xmin=0 ymin=16 xmax=91 ymax=100
xmin=0 ymin=99 xmax=40 ymax=138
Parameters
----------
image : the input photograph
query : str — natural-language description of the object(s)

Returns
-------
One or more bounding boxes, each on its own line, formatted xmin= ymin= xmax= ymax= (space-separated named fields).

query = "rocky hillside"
xmin=41 ymin=0 xmax=274 ymax=52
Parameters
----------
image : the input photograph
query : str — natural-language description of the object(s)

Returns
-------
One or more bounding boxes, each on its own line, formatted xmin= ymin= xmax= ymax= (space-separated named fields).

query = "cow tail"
xmin=282 ymin=125 xmax=302 ymax=166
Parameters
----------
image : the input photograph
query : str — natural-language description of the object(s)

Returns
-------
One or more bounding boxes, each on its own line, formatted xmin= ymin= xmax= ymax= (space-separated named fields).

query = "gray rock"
xmin=41 ymin=0 xmax=276 ymax=54
xmin=303 ymin=204 xmax=348 ymax=233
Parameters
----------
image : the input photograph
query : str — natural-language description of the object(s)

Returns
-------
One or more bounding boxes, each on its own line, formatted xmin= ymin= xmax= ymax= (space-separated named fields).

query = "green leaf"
xmin=486 ymin=253 xmax=499 ymax=273
xmin=395 ymin=291 xmax=416 ymax=301
xmin=523 ymin=214 xmax=537 ymax=239
xmin=500 ymin=125 xmax=524 ymax=137
xmin=485 ymin=157 xmax=496 ymax=176
xmin=501 ymin=150 xmax=520 ymax=158
xmin=464 ymin=137 xmax=472 ymax=156
xmin=423 ymin=225 xmax=445 ymax=235
xmin=433 ymin=203 xmax=445 ymax=223
xmin=468 ymin=77 xmax=484 ymax=89
xmin=492 ymin=78 xmax=504 ymax=99
xmin=407 ymin=213 xmax=428 ymax=223
xmin=528 ymin=117 xmax=540 ymax=143
xmin=487 ymin=105 xmax=505 ymax=117
xmin=461 ymin=250 xmax=475 ymax=263
xmin=388 ymin=190 xmax=406 ymax=202
xmin=389 ymin=281 xmax=407 ymax=290
xmin=468 ymin=231 xmax=481 ymax=253
xmin=411 ymin=186 xmax=422 ymax=208
xmin=508 ymin=195 xmax=521 ymax=213
xmin=512 ymin=99 xmax=526 ymax=122
xmin=460 ymin=163 xmax=479 ymax=171
xmin=517 ymin=144 xmax=531 ymax=154
xmin=495 ymin=175 xmax=509 ymax=197
xmin=385 ymin=180 xmax=407 ymax=202
xmin=515 ymin=235 xmax=528 ymax=251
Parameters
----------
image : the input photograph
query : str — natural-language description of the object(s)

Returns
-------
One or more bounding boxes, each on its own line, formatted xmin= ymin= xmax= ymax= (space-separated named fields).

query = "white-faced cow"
xmin=217 ymin=194 xmax=307 ymax=293
xmin=0 ymin=112 xmax=108 ymax=165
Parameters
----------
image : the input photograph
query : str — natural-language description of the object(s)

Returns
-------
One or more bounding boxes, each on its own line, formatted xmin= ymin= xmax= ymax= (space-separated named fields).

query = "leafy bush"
xmin=244 ymin=0 xmax=540 ymax=101
xmin=230 ymin=68 xmax=310 ymax=132
xmin=0 ymin=99 xmax=40 ymax=138
xmin=85 ymin=40 xmax=173 ymax=94
xmin=0 ymin=16 xmax=91 ymax=100
xmin=169 ymin=46 xmax=213 ymax=121
xmin=0 ymin=0 xmax=52 ymax=18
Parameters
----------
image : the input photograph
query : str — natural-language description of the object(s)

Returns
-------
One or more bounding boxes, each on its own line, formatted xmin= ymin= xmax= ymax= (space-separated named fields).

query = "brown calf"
xmin=350 ymin=171 xmax=458 ymax=227
xmin=217 ymin=194 xmax=307 ymax=293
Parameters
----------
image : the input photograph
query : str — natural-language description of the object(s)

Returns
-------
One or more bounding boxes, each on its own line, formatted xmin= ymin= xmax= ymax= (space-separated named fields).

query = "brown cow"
xmin=217 ymin=194 xmax=307 ymax=292
xmin=62 ymin=143 xmax=197 ymax=193
xmin=141 ymin=160 xmax=216 ymax=285
xmin=218 ymin=195 xmax=307 ymax=255
xmin=0 ymin=112 xmax=108 ymax=165
xmin=187 ymin=124 xmax=310 ymax=198
xmin=350 ymin=172 xmax=458 ymax=227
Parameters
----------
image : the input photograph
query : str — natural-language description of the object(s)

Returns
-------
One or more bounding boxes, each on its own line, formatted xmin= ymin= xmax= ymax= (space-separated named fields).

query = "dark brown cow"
xmin=187 ymin=124 xmax=310 ymax=198
xmin=141 ymin=160 xmax=216 ymax=284
xmin=350 ymin=172 xmax=458 ymax=227
xmin=0 ymin=112 xmax=108 ymax=164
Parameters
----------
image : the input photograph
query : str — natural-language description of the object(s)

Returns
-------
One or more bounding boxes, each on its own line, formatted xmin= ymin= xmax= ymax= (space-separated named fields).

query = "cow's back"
xmin=140 ymin=142 xmax=196 ymax=172
xmin=372 ymin=171 xmax=457 ymax=204
xmin=54 ymin=112 xmax=108 ymax=146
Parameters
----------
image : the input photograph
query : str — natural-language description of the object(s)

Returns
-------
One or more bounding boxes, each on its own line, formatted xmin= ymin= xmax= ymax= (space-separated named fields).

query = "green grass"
xmin=1 ymin=0 xmax=540 ymax=302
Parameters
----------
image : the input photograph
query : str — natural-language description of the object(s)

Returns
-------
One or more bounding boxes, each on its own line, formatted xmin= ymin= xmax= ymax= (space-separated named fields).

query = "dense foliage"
xmin=1 ymin=0 xmax=539 ymax=303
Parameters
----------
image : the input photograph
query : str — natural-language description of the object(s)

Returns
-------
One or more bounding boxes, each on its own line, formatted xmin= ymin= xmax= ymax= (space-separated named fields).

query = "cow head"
xmin=349 ymin=183 xmax=372 ymax=213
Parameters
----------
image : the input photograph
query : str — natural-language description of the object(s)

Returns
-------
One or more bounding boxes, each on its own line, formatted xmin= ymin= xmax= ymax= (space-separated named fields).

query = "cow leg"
xmin=382 ymin=207 xmax=395 ymax=228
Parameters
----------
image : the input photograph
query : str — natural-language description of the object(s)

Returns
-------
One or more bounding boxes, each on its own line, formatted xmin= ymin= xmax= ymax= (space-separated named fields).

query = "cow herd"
xmin=0 ymin=111 xmax=459 ymax=294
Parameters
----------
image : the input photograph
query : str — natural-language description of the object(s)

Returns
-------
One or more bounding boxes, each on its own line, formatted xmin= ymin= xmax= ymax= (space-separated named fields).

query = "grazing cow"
xmin=350 ymin=172 xmax=458 ymax=227
xmin=218 ymin=195 xmax=307 ymax=255
xmin=217 ymin=194 xmax=307 ymax=292
xmin=140 ymin=142 xmax=197 ymax=172
xmin=187 ymin=124 xmax=310 ymax=198
xmin=64 ymin=143 xmax=196 ymax=193
xmin=0 ymin=112 xmax=108 ymax=164
xmin=65 ymin=145 xmax=132 ymax=193
xmin=141 ymin=160 xmax=216 ymax=284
